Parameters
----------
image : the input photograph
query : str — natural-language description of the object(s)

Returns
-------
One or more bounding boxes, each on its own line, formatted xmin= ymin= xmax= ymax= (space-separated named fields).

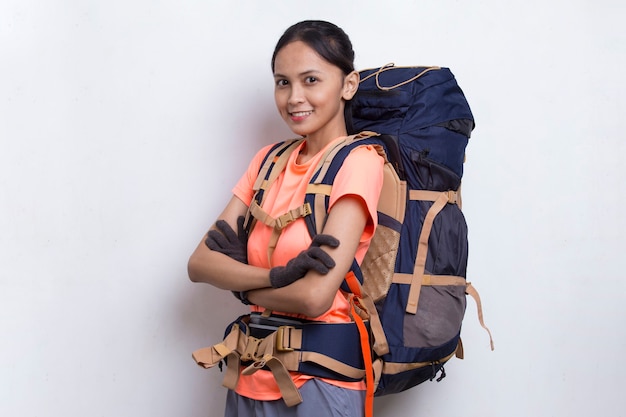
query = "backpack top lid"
xmin=349 ymin=65 xmax=474 ymax=133
xmin=348 ymin=65 xmax=475 ymax=179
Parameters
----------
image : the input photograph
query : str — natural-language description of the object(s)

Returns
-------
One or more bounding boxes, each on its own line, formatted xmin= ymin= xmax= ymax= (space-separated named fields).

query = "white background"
xmin=1 ymin=1 xmax=624 ymax=416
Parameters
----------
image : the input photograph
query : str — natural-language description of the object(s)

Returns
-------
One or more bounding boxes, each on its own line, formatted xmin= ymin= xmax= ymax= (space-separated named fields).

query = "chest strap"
xmin=247 ymin=201 xmax=313 ymax=264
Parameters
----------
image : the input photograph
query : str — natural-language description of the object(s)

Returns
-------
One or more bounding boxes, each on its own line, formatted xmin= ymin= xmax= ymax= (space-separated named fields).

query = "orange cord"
xmin=345 ymin=271 xmax=375 ymax=417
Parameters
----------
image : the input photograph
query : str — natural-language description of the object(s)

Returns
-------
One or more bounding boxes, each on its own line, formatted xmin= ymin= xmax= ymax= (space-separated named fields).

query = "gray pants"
xmin=224 ymin=379 xmax=365 ymax=417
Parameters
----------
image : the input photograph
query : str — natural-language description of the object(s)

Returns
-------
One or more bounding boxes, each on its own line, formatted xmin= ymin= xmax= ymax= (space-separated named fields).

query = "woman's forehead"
xmin=273 ymin=41 xmax=338 ymax=76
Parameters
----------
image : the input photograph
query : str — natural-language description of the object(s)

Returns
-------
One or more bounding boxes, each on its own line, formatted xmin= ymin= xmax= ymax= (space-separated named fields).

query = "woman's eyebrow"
xmin=273 ymin=69 xmax=322 ymax=78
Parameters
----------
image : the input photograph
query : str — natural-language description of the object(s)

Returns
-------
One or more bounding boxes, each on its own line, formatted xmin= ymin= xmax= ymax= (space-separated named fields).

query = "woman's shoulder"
xmin=344 ymin=142 xmax=385 ymax=168
xmin=331 ymin=142 xmax=384 ymax=194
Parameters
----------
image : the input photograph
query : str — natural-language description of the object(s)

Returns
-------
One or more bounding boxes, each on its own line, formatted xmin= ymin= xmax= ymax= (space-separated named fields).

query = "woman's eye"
xmin=275 ymin=79 xmax=288 ymax=87
xmin=305 ymin=76 xmax=318 ymax=84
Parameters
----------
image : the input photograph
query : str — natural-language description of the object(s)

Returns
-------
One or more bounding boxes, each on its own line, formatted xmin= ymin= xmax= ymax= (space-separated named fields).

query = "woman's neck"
xmin=298 ymin=125 xmax=348 ymax=164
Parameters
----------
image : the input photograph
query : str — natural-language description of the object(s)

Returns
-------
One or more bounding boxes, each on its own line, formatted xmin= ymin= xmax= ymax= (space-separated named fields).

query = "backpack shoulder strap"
xmin=247 ymin=132 xmax=383 ymax=264
xmin=303 ymin=131 xmax=384 ymax=236
xmin=252 ymin=139 xmax=303 ymax=196
xmin=246 ymin=138 xmax=309 ymax=263
xmin=245 ymin=139 xmax=303 ymax=230
xmin=302 ymin=132 xmax=406 ymax=293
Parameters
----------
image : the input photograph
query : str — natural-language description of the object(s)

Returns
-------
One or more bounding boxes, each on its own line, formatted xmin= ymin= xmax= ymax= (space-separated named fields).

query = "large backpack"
xmin=345 ymin=65 xmax=495 ymax=396
xmin=192 ymin=64 xmax=493 ymax=416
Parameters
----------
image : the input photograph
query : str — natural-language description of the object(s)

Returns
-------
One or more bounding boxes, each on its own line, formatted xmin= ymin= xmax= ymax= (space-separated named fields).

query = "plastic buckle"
xmin=275 ymin=213 xmax=294 ymax=230
xmin=275 ymin=203 xmax=312 ymax=230
xmin=276 ymin=326 xmax=295 ymax=352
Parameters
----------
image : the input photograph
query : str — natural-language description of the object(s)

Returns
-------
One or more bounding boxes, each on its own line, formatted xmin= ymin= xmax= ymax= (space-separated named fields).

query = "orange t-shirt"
xmin=231 ymin=136 xmax=384 ymax=400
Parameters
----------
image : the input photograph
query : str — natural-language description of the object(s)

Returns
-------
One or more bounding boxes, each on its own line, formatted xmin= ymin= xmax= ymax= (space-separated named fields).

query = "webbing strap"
xmin=248 ymin=201 xmax=312 ymax=263
xmin=300 ymin=352 xmax=366 ymax=380
xmin=456 ymin=338 xmax=464 ymax=359
xmin=192 ymin=323 xmax=247 ymax=392
xmin=311 ymin=137 xmax=352 ymax=183
xmin=405 ymin=191 xmax=452 ymax=314
xmin=465 ymin=283 xmax=495 ymax=351
xmin=360 ymin=293 xmax=389 ymax=356
xmin=267 ymin=327 xmax=366 ymax=380
xmin=212 ymin=339 xmax=243 ymax=390
xmin=372 ymin=358 xmax=384 ymax=392
xmin=391 ymin=275 xmax=494 ymax=353
xmin=310 ymin=131 xmax=379 ymax=185
xmin=313 ymin=194 xmax=327 ymax=234
xmin=409 ymin=189 xmax=460 ymax=204
xmin=381 ymin=351 xmax=456 ymax=375
xmin=192 ymin=323 xmax=243 ymax=369
xmin=241 ymin=335 xmax=302 ymax=407
xmin=248 ymin=201 xmax=312 ymax=231
xmin=392 ymin=273 xmax=466 ymax=286
xmin=253 ymin=140 xmax=302 ymax=193
xmin=248 ymin=139 xmax=304 ymax=264
xmin=248 ymin=200 xmax=274 ymax=228
xmin=306 ymin=183 xmax=333 ymax=195
xmin=304 ymin=183 xmax=333 ymax=235
xmin=269 ymin=203 xmax=312 ymax=263
xmin=222 ymin=352 xmax=242 ymax=390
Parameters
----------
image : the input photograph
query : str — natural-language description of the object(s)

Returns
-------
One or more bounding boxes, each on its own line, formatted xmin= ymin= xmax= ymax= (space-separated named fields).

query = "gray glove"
xmin=205 ymin=216 xmax=247 ymax=264
xmin=269 ymin=234 xmax=340 ymax=288
xmin=205 ymin=217 xmax=249 ymax=304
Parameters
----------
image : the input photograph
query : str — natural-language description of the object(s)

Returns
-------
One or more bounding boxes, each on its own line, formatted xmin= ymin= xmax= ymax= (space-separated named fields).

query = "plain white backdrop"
xmin=1 ymin=1 xmax=624 ymax=416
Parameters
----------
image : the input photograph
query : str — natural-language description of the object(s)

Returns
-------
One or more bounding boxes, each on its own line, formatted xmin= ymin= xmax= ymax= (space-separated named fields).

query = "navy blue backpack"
xmin=343 ymin=65 xmax=494 ymax=397
xmin=291 ymin=65 xmax=494 ymax=400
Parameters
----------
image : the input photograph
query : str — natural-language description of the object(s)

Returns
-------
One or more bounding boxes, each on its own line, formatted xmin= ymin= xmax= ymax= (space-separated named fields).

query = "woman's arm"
xmin=187 ymin=195 xmax=272 ymax=291
xmin=245 ymin=195 xmax=368 ymax=317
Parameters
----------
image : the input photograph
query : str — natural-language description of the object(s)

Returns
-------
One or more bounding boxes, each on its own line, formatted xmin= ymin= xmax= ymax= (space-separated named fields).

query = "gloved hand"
xmin=205 ymin=216 xmax=248 ymax=264
xmin=269 ymin=234 xmax=340 ymax=288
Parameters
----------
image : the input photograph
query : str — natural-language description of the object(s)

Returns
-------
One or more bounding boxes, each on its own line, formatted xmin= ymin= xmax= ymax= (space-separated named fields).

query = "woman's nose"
xmin=288 ymin=84 xmax=305 ymax=105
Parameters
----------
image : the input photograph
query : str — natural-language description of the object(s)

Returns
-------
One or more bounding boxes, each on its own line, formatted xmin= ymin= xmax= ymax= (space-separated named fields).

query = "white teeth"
xmin=291 ymin=111 xmax=312 ymax=117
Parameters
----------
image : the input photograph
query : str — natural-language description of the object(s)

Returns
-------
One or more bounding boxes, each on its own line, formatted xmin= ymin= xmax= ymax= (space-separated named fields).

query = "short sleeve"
xmin=328 ymin=144 xmax=385 ymax=241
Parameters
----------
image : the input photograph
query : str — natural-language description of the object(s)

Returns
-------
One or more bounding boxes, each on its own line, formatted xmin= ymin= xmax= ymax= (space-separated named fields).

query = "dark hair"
xmin=271 ymin=20 xmax=355 ymax=75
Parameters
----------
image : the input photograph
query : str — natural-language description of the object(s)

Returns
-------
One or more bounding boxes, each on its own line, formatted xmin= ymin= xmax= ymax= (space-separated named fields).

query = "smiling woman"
xmin=187 ymin=20 xmax=384 ymax=417
xmin=272 ymin=41 xmax=359 ymax=161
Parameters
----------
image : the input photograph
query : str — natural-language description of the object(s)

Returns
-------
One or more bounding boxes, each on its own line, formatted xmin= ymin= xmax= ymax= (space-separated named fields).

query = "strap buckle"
xmin=446 ymin=190 xmax=459 ymax=204
xmin=275 ymin=203 xmax=312 ymax=230
xmin=276 ymin=326 xmax=295 ymax=352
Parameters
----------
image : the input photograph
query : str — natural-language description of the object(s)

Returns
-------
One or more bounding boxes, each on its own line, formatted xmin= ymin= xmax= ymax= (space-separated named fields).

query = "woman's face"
xmin=273 ymin=41 xmax=357 ymax=141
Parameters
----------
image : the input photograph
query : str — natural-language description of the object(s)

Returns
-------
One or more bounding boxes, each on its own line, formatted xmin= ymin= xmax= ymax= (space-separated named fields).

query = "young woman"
xmin=188 ymin=20 xmax=384 ymax=417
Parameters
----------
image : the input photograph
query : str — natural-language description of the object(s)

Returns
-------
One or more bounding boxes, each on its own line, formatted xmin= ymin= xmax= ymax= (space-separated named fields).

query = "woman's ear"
xmin=342 ymin=70 xmax=360 ymax=100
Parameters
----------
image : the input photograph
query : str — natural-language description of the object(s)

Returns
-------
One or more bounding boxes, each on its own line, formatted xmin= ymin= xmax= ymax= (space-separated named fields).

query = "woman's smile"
xmin=289 ymin=110 xmax=314 ymax=121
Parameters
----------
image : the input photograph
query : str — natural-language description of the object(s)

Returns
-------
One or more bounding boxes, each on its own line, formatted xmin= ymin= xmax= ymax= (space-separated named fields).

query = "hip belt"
xmin=192 ymin=313 xmax=368 ymax=407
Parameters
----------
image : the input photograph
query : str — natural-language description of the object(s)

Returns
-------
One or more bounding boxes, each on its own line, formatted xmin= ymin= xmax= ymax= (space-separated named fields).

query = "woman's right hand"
xmin=269 ymin=234 xmax=339 ymax=288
